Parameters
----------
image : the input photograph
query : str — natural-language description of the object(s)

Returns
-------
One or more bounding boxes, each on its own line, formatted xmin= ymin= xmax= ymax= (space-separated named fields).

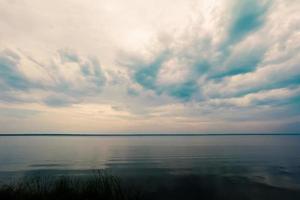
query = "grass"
xmin=2 ymin=172 xmax=300 ymax=200
xmin=0 ymin=170 xmax=143 ymax=200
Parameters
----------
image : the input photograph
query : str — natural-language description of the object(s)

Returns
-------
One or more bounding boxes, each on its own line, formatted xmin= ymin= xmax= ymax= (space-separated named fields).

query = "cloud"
xmin=127 ymin=88 xmax=139 ymax=96
xmin=0 ymin=48 xmax=106 ymax=106
xmin=0 ymin=49 xmax=31 ymax=91
xmin=43 ymin=95 xmax=78 ymax=107
xmin=0 ymin=0 xmax=299 ymax=133
xmin=225 ymin=0 xmax=270 ymax=46
xmin=276 ymin=121 xmax=300 ymax=133
xmin=113 ymin=0 xmax=300 ymax=132
xmin=58 ymin=49 xmax=80 ymax=63
xmin=120 ymin=0 xmax=299 ymax=103
xmin=0 ymin=108 xmax=40 ymax=118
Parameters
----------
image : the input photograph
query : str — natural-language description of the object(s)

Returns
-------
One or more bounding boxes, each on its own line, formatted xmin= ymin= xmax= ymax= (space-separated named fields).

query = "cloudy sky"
xmin=0 ymin=0 xmax=299 ymax=134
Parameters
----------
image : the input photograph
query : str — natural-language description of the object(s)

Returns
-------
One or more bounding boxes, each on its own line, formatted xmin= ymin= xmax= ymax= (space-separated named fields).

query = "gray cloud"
xmin=121 ymin=0 xmax=273 ymax=101
xmin=43 ymin=95 xmax=79 ymax=107
xmin=115 ymin=0 xmax=300 ymax=132
xmin=0 ymin=108 xmax=41 ymax=118
xmin=0 ymin=49 xmax=31 ymax=91
xmin=0 ymin=0 xmax=299 ymax=133
xmin=0 ymin=49 xmax=106 ymax=106
xmin=225 ymin=0 xmax=270 ymax=47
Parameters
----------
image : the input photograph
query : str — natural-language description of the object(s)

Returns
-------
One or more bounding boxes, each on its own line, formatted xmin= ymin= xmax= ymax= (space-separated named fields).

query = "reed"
xmin=0 ymin=170 xmax=143 ymax=200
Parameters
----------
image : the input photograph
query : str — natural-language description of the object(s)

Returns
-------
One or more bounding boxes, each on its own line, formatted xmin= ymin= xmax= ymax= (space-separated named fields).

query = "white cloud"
xmin=0 ymin=0 xmax=300 ymax=133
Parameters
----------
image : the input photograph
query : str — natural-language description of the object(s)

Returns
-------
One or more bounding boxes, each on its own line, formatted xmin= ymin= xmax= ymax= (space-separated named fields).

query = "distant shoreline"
xmin=0 ymin=133 xmax=300 ymax=137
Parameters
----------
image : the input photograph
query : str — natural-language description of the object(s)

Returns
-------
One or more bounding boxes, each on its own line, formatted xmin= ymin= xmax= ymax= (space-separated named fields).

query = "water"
xmin=1 ymin=135 xmax=300 ymax=199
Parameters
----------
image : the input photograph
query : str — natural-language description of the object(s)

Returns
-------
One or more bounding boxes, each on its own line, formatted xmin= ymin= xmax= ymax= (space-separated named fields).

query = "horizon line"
xmin=0 ymin=133 xmax=300 ymax=137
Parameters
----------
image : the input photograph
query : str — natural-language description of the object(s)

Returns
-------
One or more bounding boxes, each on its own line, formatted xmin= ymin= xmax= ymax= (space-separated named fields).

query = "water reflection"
xmin=1 ymin=135 xmax=300 ymax=190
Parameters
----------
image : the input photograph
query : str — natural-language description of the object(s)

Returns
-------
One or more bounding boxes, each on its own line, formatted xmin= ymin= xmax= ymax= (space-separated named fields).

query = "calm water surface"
xmin=1 ymin=135 xmax=300 ymax=190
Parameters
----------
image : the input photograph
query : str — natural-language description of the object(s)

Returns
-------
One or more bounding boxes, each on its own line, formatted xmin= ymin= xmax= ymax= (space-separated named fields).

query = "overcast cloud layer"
xmin=0 ymin=0 xmax=299 ymax=133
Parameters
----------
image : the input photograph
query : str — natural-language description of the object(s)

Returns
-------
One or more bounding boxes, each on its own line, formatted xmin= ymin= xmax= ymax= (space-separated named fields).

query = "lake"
xmin=1 ymin=135 xmax=300 ymax=199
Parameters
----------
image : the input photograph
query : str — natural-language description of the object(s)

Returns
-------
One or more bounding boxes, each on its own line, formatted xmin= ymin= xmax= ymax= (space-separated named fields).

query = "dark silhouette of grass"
xmin=0 ymin=170 xmax=143 ymax=200
xmin=1 ymin=171 xmax=300 ymax=200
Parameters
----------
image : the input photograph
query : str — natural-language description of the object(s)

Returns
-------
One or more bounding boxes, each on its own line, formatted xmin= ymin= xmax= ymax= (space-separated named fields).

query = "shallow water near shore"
xmin=1 ymin=135 xmax=300 ymax=199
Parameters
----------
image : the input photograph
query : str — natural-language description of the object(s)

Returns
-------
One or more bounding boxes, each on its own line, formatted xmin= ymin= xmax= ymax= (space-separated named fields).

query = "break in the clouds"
xmin=0 ymin=0 xmax=299 ymax=133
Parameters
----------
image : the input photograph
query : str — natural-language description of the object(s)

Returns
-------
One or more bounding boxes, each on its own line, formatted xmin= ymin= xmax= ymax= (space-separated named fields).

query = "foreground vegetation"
xmin=1 ymin=172 xmax=300 ymax=200
xmin=0 ymin=171 xmax=142 ymax=200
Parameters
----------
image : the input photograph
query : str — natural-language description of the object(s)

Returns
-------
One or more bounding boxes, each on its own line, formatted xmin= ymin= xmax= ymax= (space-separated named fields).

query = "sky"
xmin=0 ymin=0 xmax=300 ymax=134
